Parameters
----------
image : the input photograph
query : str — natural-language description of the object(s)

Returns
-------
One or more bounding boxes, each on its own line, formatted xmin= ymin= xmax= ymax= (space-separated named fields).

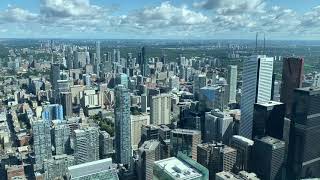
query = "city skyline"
xmin=0 ymin=0 xmax=319 ymax=39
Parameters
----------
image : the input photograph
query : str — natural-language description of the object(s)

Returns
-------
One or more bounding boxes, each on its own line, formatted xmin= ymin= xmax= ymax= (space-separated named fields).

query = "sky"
xmin=0 ymin=0 xmax=319 ymax=40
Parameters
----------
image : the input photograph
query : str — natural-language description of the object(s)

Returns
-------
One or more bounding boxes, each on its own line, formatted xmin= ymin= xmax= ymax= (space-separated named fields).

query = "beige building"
xmin=150 ymin=94 xmax=171 ymax=125
xmin=131 ymin=113 xmax=150 ymax=150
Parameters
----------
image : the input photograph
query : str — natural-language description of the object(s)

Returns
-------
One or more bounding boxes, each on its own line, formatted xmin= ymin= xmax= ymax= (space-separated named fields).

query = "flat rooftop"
xmin=154 ymin=157 xmax=202 ymax=179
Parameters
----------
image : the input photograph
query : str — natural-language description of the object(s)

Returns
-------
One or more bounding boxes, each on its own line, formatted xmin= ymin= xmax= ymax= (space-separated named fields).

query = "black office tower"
xmin=252 ymin=101 xmax=285 ymax=139
xmin=253 ymin=136 xmax=285 ymax=180
xmin=287 ymin=87 xmax=320 ymax=179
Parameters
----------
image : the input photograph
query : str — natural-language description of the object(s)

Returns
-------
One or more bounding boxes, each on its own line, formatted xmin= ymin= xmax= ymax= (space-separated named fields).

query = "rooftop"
xmin=154 ymin=157 xmax=202 ymax=179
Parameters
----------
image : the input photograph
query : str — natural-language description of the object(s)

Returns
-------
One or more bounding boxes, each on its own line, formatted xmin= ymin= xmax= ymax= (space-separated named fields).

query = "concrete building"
xmin=115 ymin=85 xmax=132 ymax=167
xmin=32 ymin=120 xmax=52 ymax=171
xmin=68 ymin=158 xmax=119 ymax=180
xmin=197 ymin=142 xmax=237 ymax=180
xmin=150 ymin=94 xmax=171 ymax=125
xmin=230 ymin=135 xmax=254 ymax=171
xmin=240 ymin=55 xmax=274 ymax=139
xmin=74 ymin=127 xmax=99 ymax=164
xmin=99 ymin=131 xmax=114 ymax=159
xmin=205 ymin=109 xmax=234 ymax=144
xmin=131 ymin=113 xmax=150 ymax=150
xmin=52 ymin=123 xmax=70 ymax=155
xmin=153 ymin=153 xmax=209 ymax=180
xmin=137 ymin=140 xmax=161 ymax=180
xmin=170 ymin=129 xmax=201 ymax=160
xmin=44 ymin=154 xmax=74 ymax=180
xmin=226 ymin=65 xmax=238 ymax=105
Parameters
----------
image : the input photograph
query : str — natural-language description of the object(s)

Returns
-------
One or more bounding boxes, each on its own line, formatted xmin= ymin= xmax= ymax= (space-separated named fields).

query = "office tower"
xmin=153 ymin=152 xmax=209 ymax=180
xmin=141 ymin=46 xmax=147 ymax=76
xmin=170 ymin=129 xmax=201 ymax=160
xmin=51 ymin=63 xmax=60 ymax=103
xmin=280 ymin=57 xmax=304 ymax=118
xmin=252 ymin=101 xmax=285 ymax=139
xmin=193 ymin=74 xmax=207 ymax=100
xmin=52 ymin=123 xmax=70 ymax=155
xmin=115 ymin=73 xmax=129 ymax=88
xmin=96 ymin=41 xmax=101 ymax=64
xmin=44 ymin=154 xmax=74 ymax=180
xmin=42 ymin=104 xmax=64 ymax=121
xmin=68 ymin=158 xmax=119 ymax=180
xmin=197 ymin=142 xmax=237 ymax=180
xmin=74 ymin=127 xmax=99 ymax=164
xmin=216 ymin=171 xmax=260 ymax=180
xmin=150 ymin=94 xmax=171 ymax=125
xmin=137 ymin=140 xmax=161 ymax=180
xmin=226 ymin=65 xmax=238 ymax=105
xmin=32 ymin=120 xmax=52 ymax=171
xmin=205 ymin=109 xmax=234 ymax=144
xmin=115 ymin=85 xmax=132 ymax=167
xmin=199 ymin=85 xmax=225 ymax=111
xmin=169 ymin=75 xmax=180 ymax=91
xmin=99 ymin=131 xmax=114 ymax=159
xmin=141 ymin=94 xmax=147 ymax=113
xmin=66 ymin=46 xmax=73 ymax=69
xmin=240 ymin=55 xmax=274 ymax=139
xmin=60 ymin=92 xmax=73 ymax=118
xmin=131 ymin=114 xmax=150 ymax=150
xmin=253 ymin=136 xmax=285 ymax=180
xmin=287 ymin=87 xmax=320 ymax=178
xmin=230 ymin=135 xmax=254 ymax=171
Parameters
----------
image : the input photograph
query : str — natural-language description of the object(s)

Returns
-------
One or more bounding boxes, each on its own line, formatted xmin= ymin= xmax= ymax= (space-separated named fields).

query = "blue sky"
xmin=0 ymin=0 xmax=319 ymax=39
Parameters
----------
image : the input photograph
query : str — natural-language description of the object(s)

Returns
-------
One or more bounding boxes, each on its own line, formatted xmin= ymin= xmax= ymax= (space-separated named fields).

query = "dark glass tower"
xmin=252 ymin=101 xmax=285 ymax=139
xmin=280 ymin=57 xmax=304 ymax=118
xmin=253 ymin=136 xmax=285 ymax=180
xmin=50 ymin=63 xmax=60 ymax=103
xmin=287 ymin=87 xmax=320 ymax=179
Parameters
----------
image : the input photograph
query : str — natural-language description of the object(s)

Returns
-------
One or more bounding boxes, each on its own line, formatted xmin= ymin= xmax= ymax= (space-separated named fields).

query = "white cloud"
xmin=0 ymin=5 xmax=38 ymax=23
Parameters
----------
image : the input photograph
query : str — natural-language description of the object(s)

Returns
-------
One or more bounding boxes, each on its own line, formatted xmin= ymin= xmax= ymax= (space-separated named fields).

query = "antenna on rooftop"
xmin=255 ymin=32 xmax=259 ymax=53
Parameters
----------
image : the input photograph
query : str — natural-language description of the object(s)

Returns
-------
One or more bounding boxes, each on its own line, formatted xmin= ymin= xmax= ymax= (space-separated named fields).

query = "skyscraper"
xmin=115 ymin=73 xmax=129 ymax=89
xmin=280 ymin=57 xmax=304 ymax=118
xmin=60 ymin=92 xmax=73 ymax=118
xmin=51 ymin=63 xmax=60 ymax=103
xmin=150 ymin=94 xmax=171 ymax=125
xmin=226 ymin=65 xmax=238 ymax=105
xmin=287 ymin=87 xmax=320 ymax=179
xmin=231 ymin=135 xmax=254 ymax=172
xmin=197 ymin=142 xmax=237 ymax=180
xmin=252 ymin=136 xmax=285 ymax=180
xmin=74 ymin=127 xmax=99 ymax=164
xmin=141 ymin=46 xmax=146 ymax=76
xmin=240 ymin=55 xmax=274 ymax=139
xmin=52 ymin=123 xmax=70 ymax=155
xmin=252 ymin=101 xmax=285 ymax=139
xmin=32 ymin=120 xmax=52 ymax=171
xmin=96 ymin=41 xmax=101 ymax=65
xmin=115 ymin=85 xmax=132 ymax=167
xmin=170 ymin=129 xmax=201 ymax=160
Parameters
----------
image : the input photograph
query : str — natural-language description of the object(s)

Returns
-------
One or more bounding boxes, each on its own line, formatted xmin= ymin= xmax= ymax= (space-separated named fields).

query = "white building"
xmin=150 ymin=94 xmax=171 ymax=125
xmin=240 ymin=55 xmax=274 ymax=139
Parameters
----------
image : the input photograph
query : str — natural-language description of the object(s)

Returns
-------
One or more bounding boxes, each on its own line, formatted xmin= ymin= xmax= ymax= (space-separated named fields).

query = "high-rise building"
xmin=252 ymin=101 xmax=285 ymax=139
xmin=74 ymin=127 xmax=99 ymax=164
xmin=193 ymin=74 xmax=207 ymax=100
xmin=226 ymin=65 xmax=238 ymax=105
xmin=204 ymin=109 xmax=234 ymax=144
xmin=99 ymin=131 xmax=114 ymax=159
xmin=230 ymin=135 xmax=254 ymax=171
xmin=115 ymin=73 xmax=129 ymax=89
xmin=197 ymin=142 xmax=237 ymax=180
xmin=52 ymin=123 xmax=70 ymax=155
xmin=51 ymin=63 xmax=60 ymax=103
xmin=68 ymin=158 xmax=119 ymax=180
xmin=44 ymin=154 xmax=74 ymax=180
xmin=216 ymin=171 xmax=260 ymax=180
xmin=150 ymin=94 xmax=171 ymax=125
xmin=287 ymin=87 xmax=320 ymax=179
xmin=96 ymin=41 xmax=101 ymax=65
xmin=141 ymin=47 xmax=147 ymax=76
xmin=60 ymin=92 xmax=73 ymax=118
xmin=240 ymin=55 xmax=274 ymax=139
xmin=199 ymin=85 xmax=225 ymax=111
xmin=169 ymin=75 xmax=180 ymax=91
xmin=115 ymin=85 xmax=132 ymax=167
xmin=153 ymin=152 xmax=209 ymax=180
xmin=42 ymin=104 xmax=64 ymax=122
xmin=131 ymin=114 xmax=150 ymax=150
xmin=137 ymin=140 xmax=161 ymax=180
xmin=280 ymin=57 xmax=304 ymax=118
xmin=170 ymin=129 xmax=201 ymax=160
xmin=32 ymin=120 xmax=52 ymax=171
xmin=252 ymin=136 xmax=285 ymax=180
